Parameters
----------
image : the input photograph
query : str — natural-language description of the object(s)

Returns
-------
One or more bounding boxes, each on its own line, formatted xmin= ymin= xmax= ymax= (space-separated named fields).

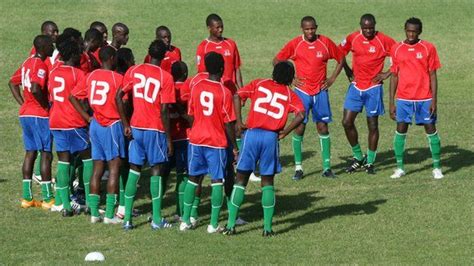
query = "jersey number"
xmin=52 ymin=77 xmax=65 ymax=102
xmin=253 ymin=86 xmax=288 ymax=119
xmin=200 ymin=91 xmax=214 ymax=116
xmin=90 ymin=80 xmax=110 ymax=105
xmin=133 ymin=73 xmax=160 ymax=104
xmin=21 ymin=67 xmax=32 ymax=92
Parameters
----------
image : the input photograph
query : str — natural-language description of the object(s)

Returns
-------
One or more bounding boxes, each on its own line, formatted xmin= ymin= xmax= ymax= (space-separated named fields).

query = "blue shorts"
xmin=19 ymin=117 xmax=52 ymax=152
xmin=294 ymin=88 xmax=332 ymax=124
xmin=343 ymin=84 xmax=384 ymax=117
xmin=167 ymin=140 xmax=189 ymax=173
xmin=237 ymin=128 xmax=281 ymax=176
xmin=188 ymin=144 xmax=227 ymax=180
xmin=396 ymin=99 xmax=437 ymax=125
xmin=52 ymin=128 xmax=90 ymax=154
xmin=129 ymin=128 xmax=168 ymax=166
xmin=89 ymin=119 xmax=126 ymax=161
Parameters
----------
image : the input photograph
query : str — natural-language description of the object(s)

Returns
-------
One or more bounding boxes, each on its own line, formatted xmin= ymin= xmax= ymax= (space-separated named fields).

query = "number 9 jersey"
xmin=238 ymin=79 xmax=304 ymax=132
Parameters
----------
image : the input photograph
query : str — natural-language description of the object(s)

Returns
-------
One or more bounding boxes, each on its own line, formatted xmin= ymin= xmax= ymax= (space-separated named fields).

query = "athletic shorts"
xmin=51 ymin=128 xmax=90 ymax=154
xmin=396 ymin=99 xmax=437 ymax=125
xmin=19 ymin=117 xmax=52 ymax=152
xmin=294 ymin=88 xmax=332 ymax=124
xmin=89 ymin=119 xmax=126 ymax=161
xmin=129 ymin=128 xmax=168 ymax=166
xmin=343 ymin=84 xmax=384 ymax=117
xmin=237 ymin=128 xmax=281 ymax=176
xmin=167 ymin=140 xmax=188 ymax=173
xmin=188 ymin=144 xmax=227 ymax=180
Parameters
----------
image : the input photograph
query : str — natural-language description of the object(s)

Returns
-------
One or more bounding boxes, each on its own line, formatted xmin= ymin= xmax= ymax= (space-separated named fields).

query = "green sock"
xmin=427 ymin=132 xmax=441 ymax=169
xmin=22 ymin=180 xmax=32 ymax=201
xmin=351 ymin=144 xmax=363 ymax=161
xmin=182 ymin=180 xmax=198 ymax=224
xmin=367 ymin=149 xmax=377 ymax=165
xmin=394 ymin=131 xmax=407 ymax=170
xmin=89 ymin=194 xmax=100 ymax=218
xmin=41 ymin=181 xmax=53 ymax=202
xmin=54 ymin=183 xmax=62 ymax=206
xmin=292 ymin=134 xmax=303 ymax=167
xmin=119 ymin=165 xmax=129 ymax=207
xmin=176 ymin=173 xmax=187 ymax=217
xmin=150 ymin=176 xmax=163 ymax=224
xmin=68 ymin=159 xmax=77 ymax=195
xmin=191 ymin=196 xmax=201 ymax=219
xmin=319 ymin=134 xmax=331 ymax=171
xmin=105 ymin=193 xmax=117 ymax=219
xmin=210 ymin=183 xmax=223 ymax=228
xmin=124 ymin=169 xmax=140 ymax=222
xmin=33 ymin=152 xmax=41 ymax=177
xmin=236 ymin=138 xmax=242 ymax=150
xmin=226 ymin=185 xmax=245 ymax=229
xmin=262 ymin=185 xmax=275 ymax=232
xmin=57 ymin=161 xmax=72 ymax=211
xmin=82 ymin=159 xmax=93 ymax=207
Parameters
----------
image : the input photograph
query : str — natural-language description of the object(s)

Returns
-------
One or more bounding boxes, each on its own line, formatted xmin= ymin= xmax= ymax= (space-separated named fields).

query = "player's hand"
xmin=389 ymin=104 xmax=396 ymax=121
xmin=372 ymin=72 xmax=390 ymax=84
xmin=235 ymin=121 xmax=247 ymax=136
xmin=167 ymin=139 xmax=174 ymax=157
xmin=278 ymin=130 xmax=289 ymax=140
xmin=321 ymin=76 xmax=336 ymax=91
xmin=233 ymin=148 xmax=239 ymax=163
xmin=293 ymin=76 xmax=305 ymax=88
xmin=429 ymin=101 xmax=437 ymax=116
xmin=124 ymin=126 xmax=132 ymax=139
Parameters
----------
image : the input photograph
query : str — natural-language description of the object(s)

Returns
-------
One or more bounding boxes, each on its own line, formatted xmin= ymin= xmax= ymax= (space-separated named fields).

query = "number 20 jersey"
xmin=237 ymin=79 xmax=304 ymax=132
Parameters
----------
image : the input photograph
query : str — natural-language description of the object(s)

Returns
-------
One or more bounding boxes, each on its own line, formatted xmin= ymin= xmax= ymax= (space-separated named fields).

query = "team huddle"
xmin=9 ymin=13 xmax=443 ymax=236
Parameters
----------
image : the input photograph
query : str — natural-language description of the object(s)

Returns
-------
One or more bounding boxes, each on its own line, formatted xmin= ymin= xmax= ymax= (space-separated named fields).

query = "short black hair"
xmin=57 ymin=39 xmax=81 ymax=62
xmin=84 ymin=28 xmax=102 ymax=43
xmin=155 ymin=25 xmax=170 ymax=36
xmin=33 ymin=35 xmax=52 ymax=51
xmin=90 ymin=21 xmax=106 ymax=30
xmin=206 ymin=13 xmax=222 ymax=27
xmin=405 ymin=17 xmax=423 ymax=33
xmin=171 ymin=61 xmax=188 ymax=81
xmin=62 ymin=27 xmax=82 ymax=42
xmin=148 ymin=39 xmax=167 ymax=61
xmin=204 ymin=52 xmax=224 ymax=75
xmin=99 ymin=45 xmax=116 ymax=62
xmin=112 ymin=22 xmax=129 ymax=33
xmin=301 ymin=16 xmax=317 ymax=27
xmin=360 ymin=13 xmax=376 ymax=25
xmin=117 ymin=48 xmax=134 ymax=73
xmin=273 ymin=61 xmax=295 ymax=86
xmin=41 ymin=21 xmax=57 ymax=32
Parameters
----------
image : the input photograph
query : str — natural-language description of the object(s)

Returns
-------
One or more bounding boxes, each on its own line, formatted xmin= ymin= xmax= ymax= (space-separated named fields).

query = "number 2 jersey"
xmin=238 ymin=78 xmax=304 ymax=132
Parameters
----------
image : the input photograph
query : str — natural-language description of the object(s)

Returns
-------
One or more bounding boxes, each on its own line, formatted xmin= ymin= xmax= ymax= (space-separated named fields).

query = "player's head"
xmin=84 ymin=28 xmax=103 ymax=53
xmin=155 ymin=26 xmax=172 ymax=48
xmin=41 ymin=21 xmax=59 ymax=43
xmin=62 ymin=27 xmax=83 ymax=48
xmin=300 ymin=16 xmax=317 ymax=42
xmin=148 ymin=39 xmax=167 ymax=62
xmin=112 ymin=22 xmax=129 ymax=46
xmin=33 ymin=35 xmax=54 ymax=57
xmin=117 ymin=47 xmax=135 ymax=74
xmin=171 ymin=61 xmax=188 ymax=82
xmin=206 ymin=13 xmax=223 ymax=39
xmin=99 ymin=45 xmax=117 ymax=69
xmin=360 ymin=13 xmax=376 ymax=39
xmin=272 ymin=61 xmax=295 ymax=86
xmin=404 ymin=17 xmax=422 ymax=44
xmin=204 ymin=52 xmax=224 ymax=76
xmin=90 ymin=21 xmax=108 ymax=45
xmin=57 ymin=39 xmax=82 ymax=66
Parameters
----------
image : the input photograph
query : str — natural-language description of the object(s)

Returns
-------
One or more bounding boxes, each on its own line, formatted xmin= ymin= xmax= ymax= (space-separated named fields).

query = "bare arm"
xmin=30 ymin=83 xmax=49 ymax=109
xmin=429 ymin=70 xmax=438 ymax=115
xmin=389 ymin=73 xmax=398 ymax=121
xmin=341 ymin=57 xmax=354 ymax=82
xmin=69 ymin=95 xmax=92 ymax=123
xmin=279 ymin=112 xmax=305 ymax=140
xmin=322 ymin=60 xmax=343 ymax=90
xmin=8 ymin=82 xmax=24 ymax=105
xmin=235 ymin=68 xmax=243 ymax=89
xmin=233 ymin=94 xmax=246 ymax=136
xmin=115 ymin=89 xmax=131 ymax=138
xmin=161 ymin=103 xmax=174 ymax=156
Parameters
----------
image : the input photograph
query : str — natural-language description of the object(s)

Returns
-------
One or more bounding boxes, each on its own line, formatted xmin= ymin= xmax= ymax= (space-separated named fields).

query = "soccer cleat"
xmin=101 ymin=170 xmax=110 ymax=181
xmin=32 ymin=174 xmax=42 ymax=184
xmin=116 ymin=208 xmax=140 ymax=219
xmin=179 ymin=222 xmax=193 ymax=232
xmin=21 ymin=199 xmax=41 ymax=209
xmin=235 ymin=217 xmax=248 ymax=226
xmin=190 ymin=217 xmax=199 ymax=227
xmin=151 ymin=218 xmax=173 ymax=230
xmin=364 ymin=164 xmax=376 ymax=175
xmin=249 ymin=172 xmax=261 ymax=182
xmin=104 ymin=216 xmax=123 ymax=225
xmin=345 ymin=157 xmax=366 ymax=174
xmin=70 ymin=200 xmax=83 ymax=214
xmin=390 ymin=168 xmax=406 ymax=179
xmin=222 ymin=226 xmax=236 ymax=236
xmin=122 ymin=221 xmax=134 ymax=231
xmin=321 ymin=169 xmax=336 ymax=178
xmin=41 ymin=199 xmax=55 ymax=210
xmin=292 ymin=170 xmax=304 ymax=181
xmin=50 ymin=204 xmax=64 ymax=212
xmin=262 ymin=230 xmax=276 ymax=237
xmin=206 ymin=224 xmax=224 ymax=234
xmin=432 ymin=168 xmax=444 ymax=179
xmin=90 ymin=216 xmax=102 ymax=224
xmin=62 ymin=209 xmax=74 ymax=217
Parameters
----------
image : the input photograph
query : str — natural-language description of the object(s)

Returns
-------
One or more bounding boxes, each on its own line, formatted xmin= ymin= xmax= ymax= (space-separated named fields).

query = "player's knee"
xmin=342 ymin=118 xmax=354 ymax=129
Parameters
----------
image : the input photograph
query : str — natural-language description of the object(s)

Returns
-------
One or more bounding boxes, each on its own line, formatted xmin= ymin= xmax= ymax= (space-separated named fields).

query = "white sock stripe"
xmin=211 ymin=183 xmax=223 ymax=187
xmin=187 ymin=181 xmax=199 ymax=187
xmin=129 ymin=169 xmax=141 ymax=176
xmin=184 ymin=202 xmax=193 ymax=206
xmin=152 ymin=196 xmax=161 ymax=200
xmin=233 ymin=185 xmax=245 ymax=190
xmin=82 ymin=159 xmax=93 ymax=162
xmin=40 ymin=181 xmax=51 ymax=184
xmin=124 ymin=195 xmax=135 ymax=199
xmin=56 ymin=186 xmax=69 ymax=190
xmin=318 ymin=134 xmax=330 ymax=139
xmin=23 ymin=179 xmax=32 ymax=182
xmin=211 ymin=205 xmax=222 ymax=208
xmin=395 ymin=131 xmax=407 ymax=136
xmin=426 ymin=131 xmax=438 ymax=137
xmin=58 ymin=161 xmax=70 ymax=165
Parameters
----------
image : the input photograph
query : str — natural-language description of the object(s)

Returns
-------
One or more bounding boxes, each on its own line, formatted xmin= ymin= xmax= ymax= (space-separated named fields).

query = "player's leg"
xmin=190 ymin=177 xmax=203 ymax=225
xmin=33 ymin=152 xmax=42 ymax=183
xmin=181 ymin=175 xmax=202 ymax=230
xmin=363 ymin=85 xmax=385 ymax=174
xmin=21 ymin=151 xmax=39 ymax=208
xmin=292 ymin=89 xmax=310 ymax=180
xmin=261 ymin=175 xmax=276 ymax=236
xmin=391 ymin=100 xmax=413 ymax=178
xmin=80 ymin=149 xmax=93 ymax=210
xmin=56 ymin=151 xmax=74 ymax=216
xmin=39 ymin=151 xmax=53 ymax=206
xmin=89 ymin=160 xmax=105 ymax=221
xmin=342 ymin=84 xmax=365 ymax=173
xmin=103 ymin=157 xmax=121 ymax=224
xmin=72 ymin=128 xmax=92 ymax=209
xmin=314 ymin=90 xmax=334 ymax=177
xmin=174 ymin=140 xmax=189 ymax=218
xmin=417 ymin=100 xmax=442 ymax=179
xmin=224 ymin=170 xmax=250 ymax=234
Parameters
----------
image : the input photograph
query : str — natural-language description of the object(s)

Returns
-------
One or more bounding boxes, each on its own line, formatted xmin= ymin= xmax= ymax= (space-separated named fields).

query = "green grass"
xmin=0 ymin=0 xmax=473 ymax=264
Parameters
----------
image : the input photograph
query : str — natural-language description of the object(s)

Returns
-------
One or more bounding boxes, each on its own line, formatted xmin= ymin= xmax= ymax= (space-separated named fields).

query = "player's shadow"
xmin=0 ymin=178 xmax=7 ymax=183
xmin=280 ymin=151 xmax=316 ymax=167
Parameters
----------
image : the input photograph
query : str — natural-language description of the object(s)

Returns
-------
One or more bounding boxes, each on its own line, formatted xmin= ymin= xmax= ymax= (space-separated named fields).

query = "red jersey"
xmin=181 ymin=72 xmax=238 ymax=101
xmin=48 ymin=65 xmax=87 ymax=129
xmin=196 ymin=38 xmax=241 ymax=85
xmin=169 ymin=81 xmax=191 ymax=141
xmin=390 ymin=40 xmax=441 ymax=100
xmin=188 ymin=79 xmax=235 ymax=148
xmin=238 ymin=79 xmax=304 ymax=132
xmin=71 ymin=69 xmax=123 ymax=126
xmin=122 ymin=63 xmax=176 ymax=132
xmin=340 ymin=31 xmax=396 ymax=90
xmin=276 ymin=35 xmax=343 ymax=95
xmin=29 ymin=46 xmax=59 ymax=73
xmin=143 ymin=46 xmax=182 ymax=73
xmin=10 ymin=57 xmax=49 ymax=117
